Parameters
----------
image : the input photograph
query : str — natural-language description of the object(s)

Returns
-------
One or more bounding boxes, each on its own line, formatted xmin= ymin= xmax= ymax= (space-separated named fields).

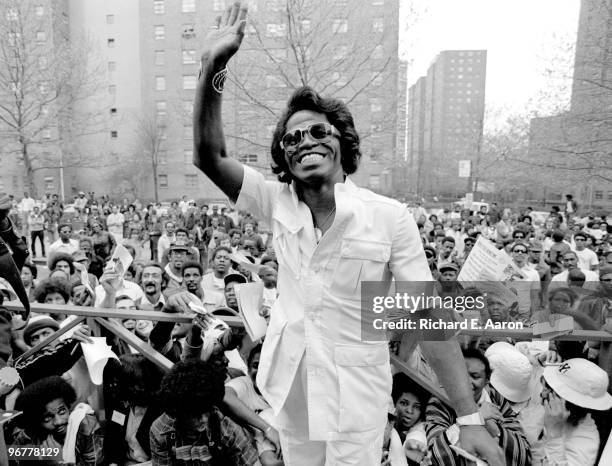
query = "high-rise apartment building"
xmin=528 ymin=0 xmax=612 ymax=210
xmin=406 ymin=50 xmax=487 ymax=199
xmin=1 ymin=0 xmax=405 ymax=201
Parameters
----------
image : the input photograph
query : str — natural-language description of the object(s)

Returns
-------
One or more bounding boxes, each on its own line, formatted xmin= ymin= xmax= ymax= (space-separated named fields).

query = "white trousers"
xmin=275 ymin=357 xmax=385 ymax=466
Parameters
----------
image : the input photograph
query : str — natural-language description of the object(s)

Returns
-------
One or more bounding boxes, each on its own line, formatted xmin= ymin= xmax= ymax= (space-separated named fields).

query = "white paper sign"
xmin=234 ymin=281 xmax=268 ymax=340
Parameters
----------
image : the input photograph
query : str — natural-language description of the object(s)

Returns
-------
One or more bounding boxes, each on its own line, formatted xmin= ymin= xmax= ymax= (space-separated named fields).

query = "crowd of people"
xmin=0 ymin=188 xmax=610 ymax=466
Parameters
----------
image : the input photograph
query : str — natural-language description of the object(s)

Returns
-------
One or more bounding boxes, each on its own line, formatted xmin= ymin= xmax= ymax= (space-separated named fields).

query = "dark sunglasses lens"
xmin=309 ymin=123 xmax=329 ymax=140
xmin=282 ymin=130 xmax=301 ymax=148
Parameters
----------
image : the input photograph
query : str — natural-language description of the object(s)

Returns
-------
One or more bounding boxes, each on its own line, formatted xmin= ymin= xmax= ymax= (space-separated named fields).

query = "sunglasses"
xmin=513 ymin=249 xmax=528 ymax=254
xmin=514 ymin=235 xmax=525 ymax=239
xmin=280 ymin=122 xmax=340 ymax=151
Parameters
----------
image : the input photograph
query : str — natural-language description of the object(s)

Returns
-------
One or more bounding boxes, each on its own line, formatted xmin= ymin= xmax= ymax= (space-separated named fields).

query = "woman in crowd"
xmin=33 ymin=277 xmax=72 ymax=322
xmin=20 ymin=261 xmax=38 ymax=302
xmin=90 ymin=220 xmax=116 ymax=261
xmin=538 ymin=358 xmax=612 ymax=465
xmin=12 ymin=376 xmax=104 ymax=465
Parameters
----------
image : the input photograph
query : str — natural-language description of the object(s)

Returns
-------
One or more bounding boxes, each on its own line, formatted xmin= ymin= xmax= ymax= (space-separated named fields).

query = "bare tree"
xmin=220 ymin=0 xmax=400 ymax=167
xmin=132 ymin=112 xmax=168 ymax=203
xmin=0 ymin=0 xmax=108 ymax=196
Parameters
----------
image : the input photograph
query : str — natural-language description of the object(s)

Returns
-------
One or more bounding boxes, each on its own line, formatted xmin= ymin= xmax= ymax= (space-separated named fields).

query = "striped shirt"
xmin=425 ymin=386 xmax=532 ymax=466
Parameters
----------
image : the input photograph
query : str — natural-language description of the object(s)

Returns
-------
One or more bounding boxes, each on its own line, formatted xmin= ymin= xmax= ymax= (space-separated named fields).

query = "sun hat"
xmin=487 ymin=347 xmax=533 ymax=403
xmin=543 ymin=358 xmax=612 ymax=410
xmin=484 ymin=341 xmax=515 ymax=359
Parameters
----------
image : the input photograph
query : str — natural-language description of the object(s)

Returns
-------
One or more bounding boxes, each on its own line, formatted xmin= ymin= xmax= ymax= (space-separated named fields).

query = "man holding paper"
xmin=192 ymin=3 xmax=504 ymax=465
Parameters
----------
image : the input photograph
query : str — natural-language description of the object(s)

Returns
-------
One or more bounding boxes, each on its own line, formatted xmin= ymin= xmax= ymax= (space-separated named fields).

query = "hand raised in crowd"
xmin=72 ymin=284 xmax=94 ymax=307
xmin=203 ymin=1 xmax=248 ymax=64
xmin=537 ymin=349 xmax=562 ymax=365
xmin=164 ymin=290 xmax=198 ymax=313
xmin=71 ymin=324 xmax=93 ymax=344
xmin=458 ymin=425 xmax=505 ymax=466
xmin=100 ymin=270 xmax=121 ymax=294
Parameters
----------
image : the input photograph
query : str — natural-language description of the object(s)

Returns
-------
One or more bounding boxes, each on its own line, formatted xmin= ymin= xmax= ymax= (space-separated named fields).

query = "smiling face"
xmin=41 ymin=398 xmax=70 ymax=439
xmin=282 ymin=110 xmax=343 ymax=185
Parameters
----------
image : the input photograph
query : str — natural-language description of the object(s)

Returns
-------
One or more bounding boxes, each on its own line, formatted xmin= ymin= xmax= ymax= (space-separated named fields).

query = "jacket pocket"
xmin=335 ymin=238 xmax=391 ymax=295
xmin=335 ymin=344 xmax=391 ymax=432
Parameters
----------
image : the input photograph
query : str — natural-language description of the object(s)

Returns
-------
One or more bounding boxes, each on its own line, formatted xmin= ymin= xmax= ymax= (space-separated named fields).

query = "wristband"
xmin=456 ymin=412 xmax=485 ymax=426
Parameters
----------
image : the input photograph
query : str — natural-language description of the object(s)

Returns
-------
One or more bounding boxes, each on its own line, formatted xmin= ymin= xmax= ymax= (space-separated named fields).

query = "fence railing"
xmin=4 ymin=302 xmax=612 ymax=408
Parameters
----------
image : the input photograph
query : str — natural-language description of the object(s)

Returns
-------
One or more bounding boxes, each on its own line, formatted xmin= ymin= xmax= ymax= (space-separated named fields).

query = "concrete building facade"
xmin=406 ymin=50 xmax=487 ymax=200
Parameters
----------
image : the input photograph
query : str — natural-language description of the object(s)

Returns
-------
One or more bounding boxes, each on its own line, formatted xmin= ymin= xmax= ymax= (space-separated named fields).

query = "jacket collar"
xmin=272 ymin=177 xmax=358 ymax=233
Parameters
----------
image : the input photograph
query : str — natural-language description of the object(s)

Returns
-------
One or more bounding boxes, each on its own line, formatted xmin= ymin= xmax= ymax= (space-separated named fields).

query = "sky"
xmin=399 ymin=0 xmax=581 ymax=116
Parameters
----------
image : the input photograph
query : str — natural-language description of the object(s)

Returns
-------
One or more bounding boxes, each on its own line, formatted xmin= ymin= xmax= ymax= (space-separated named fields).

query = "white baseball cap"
xmin=543 ymin=358 xmax=612 ymax=410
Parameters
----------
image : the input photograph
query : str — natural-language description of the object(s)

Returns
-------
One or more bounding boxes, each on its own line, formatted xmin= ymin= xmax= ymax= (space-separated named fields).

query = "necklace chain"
xmin=314 ymin=206 xmax=336 ymax=232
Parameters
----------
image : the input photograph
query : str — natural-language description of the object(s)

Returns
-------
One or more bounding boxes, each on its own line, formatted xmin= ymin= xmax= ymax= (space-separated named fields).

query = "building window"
xmin=158 ymin=174 xmax=168 ymax=188
xmin=156 ymin=101 xmax=166 ymax=114
xmin=108 ymin=61 xmax=116 ymax=72
xmin=238 ymin=154 xmax=258 ymax=164
xmin=107 ymin=38 xmax=115 ymax=47
xmin=371 ymin=72 xmax=383 ymax=86
xmin=154 ymin=0 xmax=165 ymax=14
xmin=369 ymin=175 xmax=380 ymax=188
xmin=594 ymin=190 xmax=603 ymax=200
xmin=266 ymin=23 xmax=286 ymax=37
xmin=109 ymin=85 xmax=116 ymax=94
xmin=213 ymin=0 xmax=226 ymax=11
xmin=39 ymin=81 xmax=49 ymax=94
xmin=44 ymin=177 xmax=54 ymax=190
xmin=158 ymin=150 xmax=167 ymax=164
xmin=182 ymin=0 xmax=196 ymax=13
xmin=111 ymin=130 xmax=118 ymax=138
xmin=35 ymin=6 xmax=44 ymax=17
xmin=106 ymin=14 xmax=114 ymax=24
xmin=110 ymin=108 xmax=117 ymax=115
xmin=182 ymin=49 xmax=196 ymax=64
xmin=36 ymin=31 xmax=46 ymax=42
xmin=332 ymin=19 xmax=348 ymax=34
xmin=607 ymin=191 xmax=612 ymax=200
xmin=372 ymin=18 xmax=383 ymax=33
xmin=185 ymin=174 xmax=198 ymax=188
xmin=183 ymin=126 xmax=193 ymax=139
xmin=39 ymin=56 xmax=48 ymax=69
xmin=155 ymin=50 xmax=165 ymax=65
xmin=155 ymin=76 xmax=166 ymax=91
xmin=335 ymin=0 xmax=348 ymax=7
xmin=183 ymin=75 xmax=196 ymax=90
xmin=370 ymin=98 xmax=382 ymax=113
xmin=42 ymin=129 xmax=51 ymax=139
xmin=183 ymin=101 xmax=193 ymax=118
xmin=154 ymin=25 xmax=165 ymax=40
xmin=184 ymin=149 xmax=193 ymax=164
xmin=182 ymin=24 xmax=196 ymax=39
xmin=301 ymin=19 xmax=311 ymax=33
xmin=6 ymin=9 xmax=19 ymax=21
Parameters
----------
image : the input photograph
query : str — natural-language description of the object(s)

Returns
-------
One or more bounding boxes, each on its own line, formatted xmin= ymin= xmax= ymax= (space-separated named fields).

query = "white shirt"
xmin=20 ymin=197 xmax=35 ymax=212
xmin=236 ymin=165 xmax=432 ymax=440
xmin=508 ymin=265 xmax=540 ymax=317
xmin=200 ymin=272 xmax=226 ymax=312
xmin=574 ymin=248 xmax=599 ymax=270
xmin=542 ymin=413 xmax=598 ymax=466
xmin=550 ymin=269 xmax=600 ymax=291
xmin=48 ymin=239 xmax=79 ymax=258
xmin=157 ymin=233 xmax=175 ymax=261
xmin=94 ymin=280 xmax=145 ymax=307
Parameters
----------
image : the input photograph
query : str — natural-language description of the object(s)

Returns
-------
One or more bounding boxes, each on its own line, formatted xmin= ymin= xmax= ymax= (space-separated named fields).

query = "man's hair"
xmin=442 ymin=236 xmax=456 ymax=245
xmin=229 ymin=228 xmax=242 ymax=237
xmin=270 ymin=86 xmax=361 ymax=184
xmin=549 ymin=287 xmax=578 ymax=306
xmin=33 ymin=277 xmax=71 ymax=304
xmin=15 ymin=376 xmax=76 ymax=438
xmin=181 ymin=260 xmax=203 ymax=276
xmin=175 ymin=228 xmax=189 ymax=236
xmin=114 ymin=294 xmax=134 ymax=303
xmin=58 ymin=222 xmax=72 ymax=232
xmin=563 ymin=250 xmax=578 ymax=261
xmin=158 ymin=360 xmax=225 ymax=419
xmin=573 ymin=231 xmax=588 ymax=241
xmin=211 ymin=245 xmax=232 ymax=261
xmin=552 ymin=229 xmax=566 ymax=242
xmin=566 ymin=194 xmax=573 ymax=200
xmin=462 ymin=347 xmax=492 ymax=379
